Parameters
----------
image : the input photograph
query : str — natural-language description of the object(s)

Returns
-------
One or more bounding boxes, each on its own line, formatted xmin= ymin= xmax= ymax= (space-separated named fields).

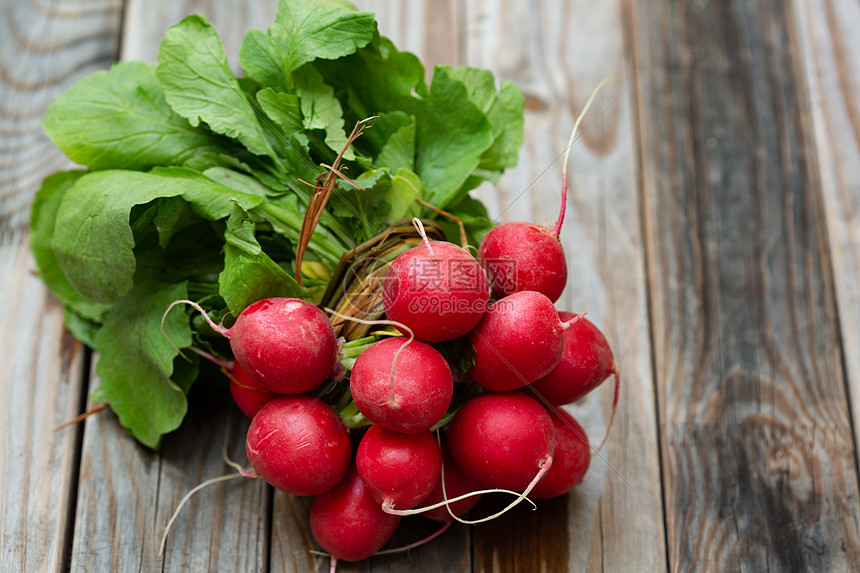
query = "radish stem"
xmin=554 ymin=78 xmax=621 ymax=238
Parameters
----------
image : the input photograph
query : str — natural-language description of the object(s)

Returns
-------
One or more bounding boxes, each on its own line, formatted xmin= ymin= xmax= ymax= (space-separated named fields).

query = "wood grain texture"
xmin=791 ymin=0 xmax=860 ymax=474
xmin=68 ymin=3 xmax=273 ymax=571
xmin=462 ymin=1 xmax=667 ymax=571
xmin=71 ymin=377 xmax=269 ymax=572
xmin=0 ymin=0 xmax=121 ymax=571
xmin=629 ymin=0 xmax=860 ymax=570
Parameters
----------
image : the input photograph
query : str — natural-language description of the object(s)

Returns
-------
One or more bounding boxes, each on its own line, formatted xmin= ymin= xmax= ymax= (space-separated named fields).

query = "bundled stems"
xmin=323 ymin=309 xmax=415 ymax=406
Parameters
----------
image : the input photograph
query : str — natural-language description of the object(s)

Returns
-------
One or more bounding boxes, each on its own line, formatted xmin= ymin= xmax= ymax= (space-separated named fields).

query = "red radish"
xmin=478 ymin=222 xmax=567 ymax=302
xmin=382 ymin=224 xmax=488 ymax=342
xmin=350 ymin=337 xmax=453 ymax=433
xmin=229 ymin=298 xmax=336 ymax=394
xmin=526 ymin=313 xmax=618 ymax=405
xmin=468 ymin=291 xmax=582 ymax=392
xmin=228 ymin=362 xmax=277 ymax=419
xmin=530 ymin=408 xmax=590 ymax=499
xmin=356 ymin=425 xmax=442 ymax=510
xmin=311 ymin=465 xmax=402 ymax=563
xmin=245 ymin=396 xmax=350 ymax=496
xmin=447 ymin=392 xmax=555 ymax=491
xmin=421 ymin=442 xmax=485 ymax=522
xmin=169 ymin=297 xmax=336 ymax=395
xmin=477 ymin=80 xmax=615 ymax=303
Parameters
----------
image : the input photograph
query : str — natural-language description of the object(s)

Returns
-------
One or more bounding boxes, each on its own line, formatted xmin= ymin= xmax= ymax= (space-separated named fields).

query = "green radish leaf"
xmin=91 ymin=280 xmax=193 ymax=449
xmin=157 ymin=15 xmax=277 ymax=161
xmin=416 ymin=66 xmax=494 ymax=208
xmin=62 ymin=308 xmax=101 ymax=349
xmin=276 ymin=0 xmax=375 ymax=77
xmin=487 ymin=80 xmax=525 ymax=171
xmin=375 ymin=118 xmax=416 ymax=172
xmin=30 ymin=171 xmax=110 ymax=321
xmin=150 ymin=166 xmax=265 ymax=220
xmin=202 ymin=167 xmax=277 ymax=198
xmin=51 ymin=169 xmax=264 ymax=304
xmin=239 ymin=29 xmax=288 ymax=90
xmin=257 ymin=88 xmax=304 ymax=140
xmin=294 ymin=65 xmax=352 ymax=159
xmin=42 ymin=61 xmax=222 ymax=171
xmin=384 ymin=168 xmax=422 ymax=224
xmin=443 ymin=67 xmax=524 ymax=172
xmin=220 ymin=205 xmax=310 ymax=315
xmin=153 ymin=198 xmax=199 ymax=249
xmin=315 ymin=36 xmax=427 ymax=122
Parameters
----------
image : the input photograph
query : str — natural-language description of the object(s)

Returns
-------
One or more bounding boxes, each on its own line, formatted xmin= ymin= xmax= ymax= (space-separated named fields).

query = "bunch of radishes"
xmin=175 ymin=83 xmax=620 ymax=567
xmin=195 ymin=206 xmax=618 ymax=566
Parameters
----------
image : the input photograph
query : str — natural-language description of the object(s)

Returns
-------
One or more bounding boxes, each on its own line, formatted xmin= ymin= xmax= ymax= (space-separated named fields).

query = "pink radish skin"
xmin=447 ymin=392 xmax=555 ymax=491
xmin=526 ymin=313 xmax=617 ymax=405
xmin=227 ymin=298 xmax=336 ymax=394
xmin=421 ymin=444 xmax=485 ymax=522
xmin=310 ymin=465 xmax=402 ymax=562
xmin=229 ymin=362 xmax=277 ymax=419
xmin=245 ymin=396 xmax=350 ymax=496
xmin=478 ymin=222 xmax=567 ymax=303
xmin=530 ymin=408 xmax=590 ymax=499
xmin=356 ymin=426 xmax=442 ymax=509
xmin=468 ymin=291 xmax=566 ymax=392
xmin=350 ymin=337 xmax=453 ymax=433
xmin=383 ymin=241 xmax=488 ymax=342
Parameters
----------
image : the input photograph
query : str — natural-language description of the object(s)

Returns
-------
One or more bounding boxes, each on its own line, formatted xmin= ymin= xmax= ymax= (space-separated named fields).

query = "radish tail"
xmin=381 ymin=487 xmax=536 ymax=517
xmin=221 ymin=418 xmax=259 ymax=478
xmin=449 ymin=456 xmax=552 ymax=525
xmin=159 ymin=473 xmax=246 ymax=557
xmin=591 ymin=369 xmax=620 ymax=457
xmin=373 ymin=521 xmax=452 ymax=555
xmin=554 ymin=78 xmax=621 ymax=238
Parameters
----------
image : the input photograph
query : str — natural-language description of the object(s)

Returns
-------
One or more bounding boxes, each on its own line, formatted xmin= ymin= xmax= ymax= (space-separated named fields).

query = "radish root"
xmin=159 ymin=419 xmax=259 ymax=557
xmin=591 ymin=368 xmax=620 ymax=457
xmin=373 ymin=521 xmax=452 ymax=555
xmin=381 ymin=486 xmax=536 ymax=517
xmin=158 ymin=473 xmax=249 ymax=557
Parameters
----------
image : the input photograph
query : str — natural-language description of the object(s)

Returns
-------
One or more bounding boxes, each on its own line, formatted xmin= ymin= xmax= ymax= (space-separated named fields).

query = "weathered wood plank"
xmin=629 ymin=0 xmax=860 ymax=570
xmin=791 ymin=0 xmax=860 ymax=475
xmin=463 ymin=1 xmax=667 ymax=571
xmin=268 ymin=2 xmax=473 ymax=571
xmin=0 ymin=0 xmax=122 ymax=571
xmin=69 ymin=3 xmax=274 ymax=571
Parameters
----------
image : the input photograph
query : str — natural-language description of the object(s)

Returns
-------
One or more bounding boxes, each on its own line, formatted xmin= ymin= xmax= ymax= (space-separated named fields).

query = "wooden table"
xmin=3 ymin=0 xmax=860 ymax=571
